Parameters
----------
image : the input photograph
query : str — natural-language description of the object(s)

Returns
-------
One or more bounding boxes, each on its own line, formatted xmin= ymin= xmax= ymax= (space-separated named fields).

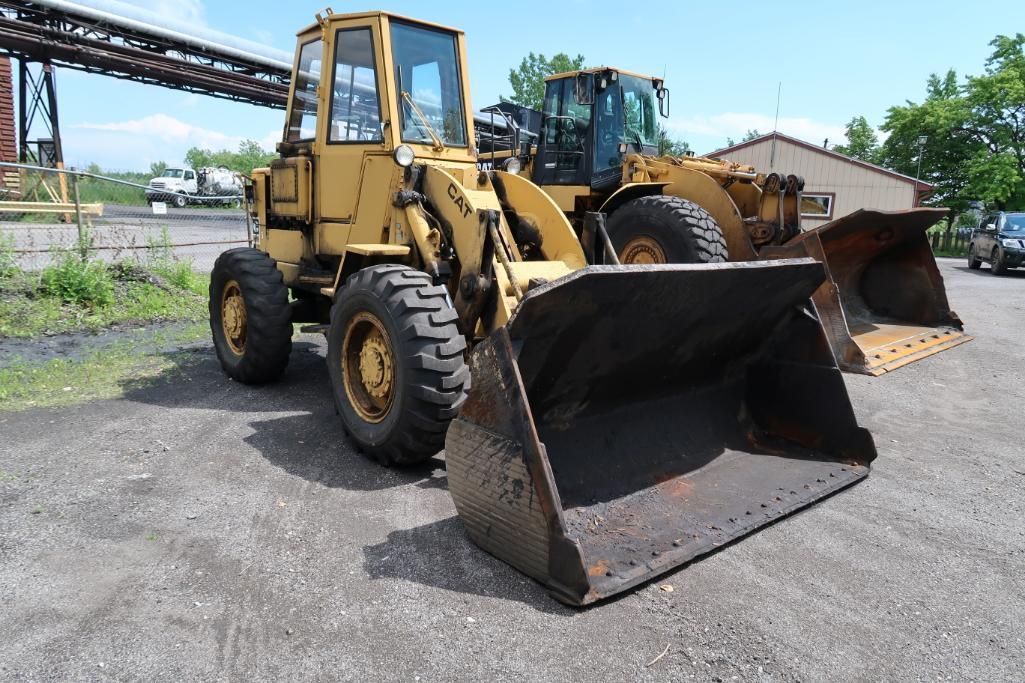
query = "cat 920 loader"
xmin=209 ymin=9 xmax=876 ymax=605
xmin=483 ymin=67 xmax=970 ymax=376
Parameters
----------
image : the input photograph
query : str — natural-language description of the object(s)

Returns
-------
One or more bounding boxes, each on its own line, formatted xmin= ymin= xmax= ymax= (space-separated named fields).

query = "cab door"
xmin=316 ymin=20 xmax=388 ymax=229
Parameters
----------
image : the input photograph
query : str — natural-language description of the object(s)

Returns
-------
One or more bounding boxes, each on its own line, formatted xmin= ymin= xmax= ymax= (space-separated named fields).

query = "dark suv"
xmin=969 ymin=211 xmax=1025 ymax=274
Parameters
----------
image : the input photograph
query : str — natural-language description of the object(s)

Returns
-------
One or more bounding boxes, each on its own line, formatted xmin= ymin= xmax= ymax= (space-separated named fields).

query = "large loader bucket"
xmin=445 ymin=259 xmax=876 ymax=606
xmin=761 ymin=208 xmax=971 ymax=376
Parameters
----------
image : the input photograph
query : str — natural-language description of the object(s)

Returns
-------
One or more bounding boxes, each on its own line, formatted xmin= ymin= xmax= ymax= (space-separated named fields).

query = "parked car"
xmin=968 ymin=211 xmax=1025 ymax=274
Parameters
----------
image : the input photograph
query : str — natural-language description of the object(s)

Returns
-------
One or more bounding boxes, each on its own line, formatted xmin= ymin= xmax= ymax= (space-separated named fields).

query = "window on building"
xmin=801 ymin=193 xmax=834 ymax=219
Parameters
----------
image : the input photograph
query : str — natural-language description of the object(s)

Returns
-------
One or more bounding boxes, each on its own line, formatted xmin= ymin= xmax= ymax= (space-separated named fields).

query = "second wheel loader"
xmin=210 ymin=9 xmax=876 ymax=606
xmin=481 ymin=67 xmax=971 ymax=376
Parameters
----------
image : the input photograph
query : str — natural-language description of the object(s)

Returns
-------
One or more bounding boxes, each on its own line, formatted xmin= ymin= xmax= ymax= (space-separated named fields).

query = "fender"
xmin=597 ymin=181 xmax=670 ymax=216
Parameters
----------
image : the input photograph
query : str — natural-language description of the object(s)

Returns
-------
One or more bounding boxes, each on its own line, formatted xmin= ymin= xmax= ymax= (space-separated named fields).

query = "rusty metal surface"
xmin=764 ymin=208 xmax=972 ymax=375
xmin=447 ymin=259 xmax=877 ymax=605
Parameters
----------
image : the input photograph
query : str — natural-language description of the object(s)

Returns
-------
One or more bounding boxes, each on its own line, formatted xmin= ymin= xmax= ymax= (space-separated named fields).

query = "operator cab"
xmin=532 ymin=68 xmax=669 ymax=190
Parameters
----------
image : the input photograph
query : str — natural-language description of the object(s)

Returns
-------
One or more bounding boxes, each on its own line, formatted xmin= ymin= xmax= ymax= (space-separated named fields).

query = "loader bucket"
xmin=761 ymin=208 xmax=971 ymax=375
xmin=445 ymin=259 xmax=876 ymax=606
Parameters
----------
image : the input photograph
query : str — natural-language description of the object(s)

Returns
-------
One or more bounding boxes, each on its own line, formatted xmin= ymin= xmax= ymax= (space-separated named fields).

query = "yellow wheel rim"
xmin=619 ymin=236 xmax=668 ymax=264
xmin=341 ymin=311 xmax=396 ymax=424
xmin=221 ymin=279 xmax=247 ymax=356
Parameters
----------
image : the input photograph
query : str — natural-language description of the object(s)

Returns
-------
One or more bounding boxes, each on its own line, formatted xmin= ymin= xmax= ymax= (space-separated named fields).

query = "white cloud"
xmin=667 ymin=112 xmax=847 ymax=148
xmin=131 ymin=0 xmax=207 ymax=27
xmin=65 ymin=114 xmax=262 ymax=170
xmin=75 ymin=113 xmax=238 ymax=148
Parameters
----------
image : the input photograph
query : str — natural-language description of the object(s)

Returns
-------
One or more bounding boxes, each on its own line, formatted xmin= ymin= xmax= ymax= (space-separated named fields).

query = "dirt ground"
xmin=1 ymin=258 xmax=1023 ymax=681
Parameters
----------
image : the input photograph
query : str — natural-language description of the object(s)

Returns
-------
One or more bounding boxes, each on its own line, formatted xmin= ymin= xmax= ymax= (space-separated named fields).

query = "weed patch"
xmin=0 ymin=325 xmax=207 ymax=410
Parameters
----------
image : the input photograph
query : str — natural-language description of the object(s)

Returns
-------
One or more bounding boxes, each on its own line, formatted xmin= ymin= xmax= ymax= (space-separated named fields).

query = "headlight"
xmin=502 ymin=157 xmax=522 ymax=174
xmin=1001 ymin=238 xmax=1022 ymax=248
xmin=393 ymin=144 xmax=415 ymax=167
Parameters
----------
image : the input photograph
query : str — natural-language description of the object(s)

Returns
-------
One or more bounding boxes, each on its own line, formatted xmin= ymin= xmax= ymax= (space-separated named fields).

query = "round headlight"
xmin=502 ymin=157 xmax=522 ymax=174
xmin=393 ymin=144 xmax=415 ymax=167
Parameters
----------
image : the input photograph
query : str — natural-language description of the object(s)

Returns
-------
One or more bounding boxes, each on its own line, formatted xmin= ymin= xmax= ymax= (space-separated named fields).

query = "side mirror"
xmin=986 ymin=223 xmax=997 ymax=231
xmin=574 ymin=73 xmax=594 ymax=106
xmin=657 ymin=87 xmax=669 ymax=118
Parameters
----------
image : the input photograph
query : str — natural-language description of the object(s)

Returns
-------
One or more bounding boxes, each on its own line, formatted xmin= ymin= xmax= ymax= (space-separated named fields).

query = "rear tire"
xmin=209 ymin=248 xmax=292 ymax=383
xmin=327 ymin=264 xmax=469 ymax=466
xmin=968 ymin=244 xmax=982 ymax=269
xmin=991 ymin=247 xmax=1006 ymax=275
xmin=607 ymin=195 xmax=728 ymax=264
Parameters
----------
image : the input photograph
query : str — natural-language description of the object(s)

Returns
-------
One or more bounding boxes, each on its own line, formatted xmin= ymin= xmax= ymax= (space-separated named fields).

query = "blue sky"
xmin=32 ymin=0 xmax=1025 ymax=171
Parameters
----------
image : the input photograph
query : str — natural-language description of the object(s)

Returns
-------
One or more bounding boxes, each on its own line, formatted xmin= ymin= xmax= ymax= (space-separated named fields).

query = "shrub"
xmin=0 ymin=231 xmax=20 ymax=280
xmin=41 ymin=251 xmax=115 ymax=307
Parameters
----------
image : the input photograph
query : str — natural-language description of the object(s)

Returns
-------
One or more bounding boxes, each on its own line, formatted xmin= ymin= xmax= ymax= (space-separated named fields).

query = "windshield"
xmin=161 ymin=169 xmax=184 ymax=178
xmin=620 ymin=75 xmax=659 ymax=147
xmin=1003 ymin=214 xmax=1025 ymax=233
xmin=391 ymin=22 xmax=467 ymax=147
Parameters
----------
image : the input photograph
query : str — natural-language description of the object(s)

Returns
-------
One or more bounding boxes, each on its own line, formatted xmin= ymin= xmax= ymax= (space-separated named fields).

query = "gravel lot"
xmin=1 ymin=258 xmax=1023 ymax=681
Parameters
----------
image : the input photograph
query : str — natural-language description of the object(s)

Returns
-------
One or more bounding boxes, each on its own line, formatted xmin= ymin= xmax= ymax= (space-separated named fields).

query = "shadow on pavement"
xmin=361 ymin=516 xmax=574 ymax=615
xmin=120 ymin=340 xmax=446 ymax=493
xmin=120 ymin=339 xmax=579 ymax=610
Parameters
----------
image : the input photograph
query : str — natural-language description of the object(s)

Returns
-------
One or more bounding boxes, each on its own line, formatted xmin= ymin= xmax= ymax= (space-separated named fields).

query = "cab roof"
xmin=295 ymin=9 xmax=464 ymax=37
xmin=545 ymin=66 xmax=658 ymax=83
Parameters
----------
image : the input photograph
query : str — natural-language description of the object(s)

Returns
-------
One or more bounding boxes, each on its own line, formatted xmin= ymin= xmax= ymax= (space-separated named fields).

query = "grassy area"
xmin=0 ymin=324 xmax=207 ymax=410
xmin=0 ymin=235 xmax=208 ymax=338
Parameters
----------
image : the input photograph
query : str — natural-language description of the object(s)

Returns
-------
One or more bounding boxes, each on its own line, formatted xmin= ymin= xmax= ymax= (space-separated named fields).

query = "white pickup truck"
xmin=146 ymin=166 xmax=243 ymax=208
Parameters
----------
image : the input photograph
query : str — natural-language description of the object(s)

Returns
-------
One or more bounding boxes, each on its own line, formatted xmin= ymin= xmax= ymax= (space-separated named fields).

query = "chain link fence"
xmin=1 ymin=162 xmax=251 ymax=273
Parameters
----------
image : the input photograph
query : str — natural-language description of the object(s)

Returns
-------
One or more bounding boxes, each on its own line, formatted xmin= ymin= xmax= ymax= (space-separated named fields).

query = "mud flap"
xmin=761 ymin=208 xmax=971 ymax=375
xmin=445 ymin=259 xmax=876 ymax=606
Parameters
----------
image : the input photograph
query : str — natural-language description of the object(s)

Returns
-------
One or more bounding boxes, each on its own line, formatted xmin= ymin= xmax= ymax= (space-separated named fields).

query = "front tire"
xmin=968 ymin=244 xmax=982 ymax=269
xmin=991 ymin=247 xmax=1006 ymax=275
xmin=173 ymin=195 xmax=187 ymax=208
xmin=209 ymin=248 xmax=292 ymax=383
xmin=607 ymin=195 xmax=728 ymax=265
xmin=328 ymin=265 xmax=469 ymax=466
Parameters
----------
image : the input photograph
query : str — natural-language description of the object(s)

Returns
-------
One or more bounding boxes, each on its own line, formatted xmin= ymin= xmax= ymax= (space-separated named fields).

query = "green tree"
xmin=961 ymin=33 xmax=1025 ymax=209
xmin=184 ymin=139 xmax=274 ymax=174
xmin=725 ymin=129 xmax=761 ymax=148
xmin=657 ymin=124 xmax=691 ymax=157
xmin=881 ymin=35 xmax=1025 ymax=219
xmin=833 ymin=116 xmax=881 ymax=162
xmin=149 ymin=160 xmax=168 ymax=177
xmin=880 ymin=70 xmax=977 ymax=225
xmin=503 ymin=52 xmax=586 ymax=110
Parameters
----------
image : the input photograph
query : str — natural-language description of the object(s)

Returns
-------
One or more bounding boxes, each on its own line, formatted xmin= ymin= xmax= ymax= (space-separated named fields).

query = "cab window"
xmin=287 ymin=38 xmax=323 ymax=141
xmin=391 ymin=22 xmax=467 ymax=147
xmin=329 ymin=28 xmax=383 ymax=143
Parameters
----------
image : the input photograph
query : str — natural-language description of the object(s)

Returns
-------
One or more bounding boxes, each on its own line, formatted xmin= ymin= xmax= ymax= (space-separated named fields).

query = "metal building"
xmin=708 ymin=132 xmax=933 ymax=228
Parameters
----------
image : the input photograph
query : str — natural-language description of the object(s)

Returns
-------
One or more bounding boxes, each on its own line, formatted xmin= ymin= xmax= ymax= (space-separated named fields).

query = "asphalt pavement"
xmin=1 ymin=258 xmax=1023 ymax=680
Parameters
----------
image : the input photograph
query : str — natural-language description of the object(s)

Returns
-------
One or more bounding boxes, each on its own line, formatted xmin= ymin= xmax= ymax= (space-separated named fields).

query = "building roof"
xmin=707 ymin=132 xmax=934 ymax=190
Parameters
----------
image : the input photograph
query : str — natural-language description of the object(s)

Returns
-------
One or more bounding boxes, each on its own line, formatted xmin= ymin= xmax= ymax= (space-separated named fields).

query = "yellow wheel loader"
xmin=209 ymin=9 xmax=876 ymax=605
xmin=483 ymin=67 xmax=971 ymax=376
